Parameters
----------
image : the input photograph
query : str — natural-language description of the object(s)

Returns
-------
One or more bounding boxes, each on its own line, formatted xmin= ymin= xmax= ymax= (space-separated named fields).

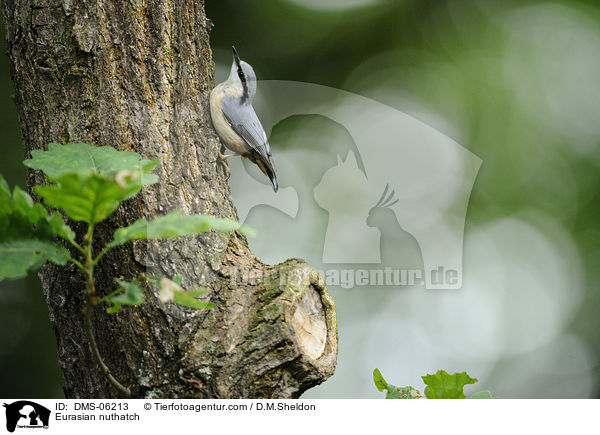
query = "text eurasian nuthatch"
xmin=210 ymin=46 xmax=278 ymax=192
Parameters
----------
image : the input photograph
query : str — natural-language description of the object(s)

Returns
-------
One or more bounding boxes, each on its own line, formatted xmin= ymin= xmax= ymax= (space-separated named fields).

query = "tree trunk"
xmin=1 ymin=0 xmax=337 ymax=398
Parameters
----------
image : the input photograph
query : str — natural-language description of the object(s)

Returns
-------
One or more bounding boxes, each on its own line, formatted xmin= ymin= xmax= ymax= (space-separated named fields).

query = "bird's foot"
xmin=217 ymin=151 xmax=239 ymax=179
xmin=219 ymin=152 xmax=240 ymax=161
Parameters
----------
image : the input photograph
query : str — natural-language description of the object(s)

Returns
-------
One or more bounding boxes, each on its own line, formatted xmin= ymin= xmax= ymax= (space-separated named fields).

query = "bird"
xmin=210 ymin=46 xmax=278 ymax=192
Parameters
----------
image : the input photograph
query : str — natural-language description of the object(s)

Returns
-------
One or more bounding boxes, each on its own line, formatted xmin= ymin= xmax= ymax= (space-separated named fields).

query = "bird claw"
xmin=217 ymin=152 xmax=238 ymax=182
xmin=217 ymin=151 xmax=228 ymax=163
xmin=219 ymin=152 xmax=239 ymax=161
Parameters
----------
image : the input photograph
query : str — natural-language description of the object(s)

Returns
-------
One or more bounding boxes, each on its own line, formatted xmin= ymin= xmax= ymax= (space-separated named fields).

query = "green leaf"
xmin=373 ymin=368 xmax=420 ymax=399
xmin=47 ymin=212 xmax=76 ymax=242
xmin=35 ymin=172 xmax=141 ymax=224
xmin=0 ymin=177 xmax=71 ymax=280
xmin=386 ymin=385 xmax=421 ymax=399
xmin=12 ymin=186 xmax=47 ymax=225
xmin=422 ymin=370 xmax=478 ymax=399
xmin=470 ymin=391 xmax=494 ymax=399
xmin=0 ymin=175 xmax=12 ymax=215
xmin=106 ymin=304 xmax=122 ymax=314
xmin=108 ymin=209 xmax=254 ymax=249
xmin=157 ymin=277 xmax=214 ymax=310
xmin=0 ymin=240 xmax=69 ymax=279
xmin=173 ymin=288 xmax=215 ymax=310
xmin=105 ymin=278 xmax=145 ymax=313
xmin=0 ymin=174 xmax=10 ymax=194
xmin=373 ymin=368 xmax=388 ymax=392
xmin=112 ymin=279 xmax=145 ymax=305
xmin=24 ymin=142 xmax=158 ymax=185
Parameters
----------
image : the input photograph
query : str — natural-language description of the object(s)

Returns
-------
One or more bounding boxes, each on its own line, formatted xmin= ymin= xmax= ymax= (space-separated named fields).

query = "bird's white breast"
xmin=209 ymin=84 xmax=248 ymax=154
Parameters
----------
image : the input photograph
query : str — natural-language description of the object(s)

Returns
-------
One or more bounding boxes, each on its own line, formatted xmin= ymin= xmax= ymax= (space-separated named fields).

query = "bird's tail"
xmin=250 ymin=151 xmax=278 ymax=192
xmin=262 ymin=156 xmax=279 ymax=192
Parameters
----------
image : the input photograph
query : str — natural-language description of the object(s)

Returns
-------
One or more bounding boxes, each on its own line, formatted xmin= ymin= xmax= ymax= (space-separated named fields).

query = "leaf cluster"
xmin=373 ymin=368 xmax=494 ymax=399
xmin=0 ymin=175 xmax=70 ymax=279
xmin=1 ymin=142 xmax=251 ymax=311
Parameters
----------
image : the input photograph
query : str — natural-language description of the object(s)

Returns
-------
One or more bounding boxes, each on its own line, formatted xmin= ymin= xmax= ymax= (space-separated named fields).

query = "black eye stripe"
xmin=237 ymin=64 xmax=249 ymax=101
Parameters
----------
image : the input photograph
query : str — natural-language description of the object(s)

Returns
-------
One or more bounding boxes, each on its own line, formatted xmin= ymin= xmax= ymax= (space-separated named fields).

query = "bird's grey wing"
xmin=221 ymin=98 xmax=272 ymax=161
xmin=222 ymin=97 xmax=278 ymax=191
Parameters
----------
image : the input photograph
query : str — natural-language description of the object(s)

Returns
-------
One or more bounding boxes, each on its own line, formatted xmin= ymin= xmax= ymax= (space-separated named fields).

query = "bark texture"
xmin=1 ymin=0 xmax=337 ymax=398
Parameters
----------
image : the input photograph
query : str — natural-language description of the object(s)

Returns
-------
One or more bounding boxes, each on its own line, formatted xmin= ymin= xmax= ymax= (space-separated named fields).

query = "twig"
xmin=84 ymin=295 xmax=131 ymax=397
xmin=77 ymin=222 xmax=131 ymax=396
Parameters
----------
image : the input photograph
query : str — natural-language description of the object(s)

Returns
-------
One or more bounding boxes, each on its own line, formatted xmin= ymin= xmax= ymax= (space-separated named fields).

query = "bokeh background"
xmin=1 ymin=0 xmax=599 ymax=398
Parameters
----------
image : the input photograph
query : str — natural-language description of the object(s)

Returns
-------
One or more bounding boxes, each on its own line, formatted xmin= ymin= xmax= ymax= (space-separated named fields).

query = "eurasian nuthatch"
xmin=210 ymin=46 xmax=278 ymax=192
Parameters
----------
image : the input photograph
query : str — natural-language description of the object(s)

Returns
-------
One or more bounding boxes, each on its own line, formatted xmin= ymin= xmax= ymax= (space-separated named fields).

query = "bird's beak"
xmin=232 ymin=46 xmax=241 ymax=65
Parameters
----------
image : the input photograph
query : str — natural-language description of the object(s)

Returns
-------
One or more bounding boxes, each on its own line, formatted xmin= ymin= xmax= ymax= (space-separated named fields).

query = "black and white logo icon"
xmin=3 ymin=401 xmax=50 ymax=433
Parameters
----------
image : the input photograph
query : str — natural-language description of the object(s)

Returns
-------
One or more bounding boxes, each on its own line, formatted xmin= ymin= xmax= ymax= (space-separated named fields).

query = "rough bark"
xmin=1 ymin=0 xmax=337 ymax=398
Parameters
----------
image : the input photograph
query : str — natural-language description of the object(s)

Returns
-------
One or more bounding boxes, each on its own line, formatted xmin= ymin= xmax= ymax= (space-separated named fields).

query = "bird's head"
xmin=229 ymin=46 xmax=257 ymax=101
